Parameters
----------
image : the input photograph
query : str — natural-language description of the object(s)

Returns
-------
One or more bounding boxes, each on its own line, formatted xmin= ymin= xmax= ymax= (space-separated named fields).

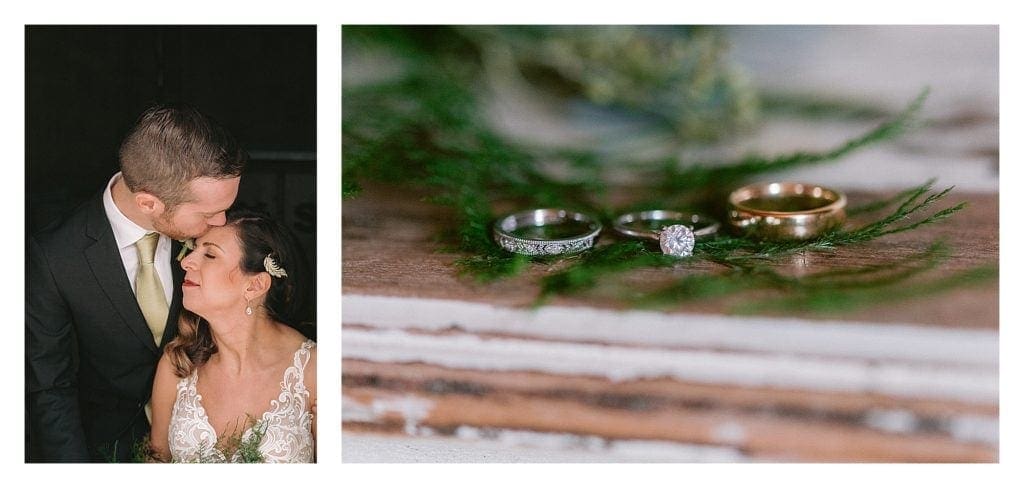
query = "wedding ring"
xmin=612 ymin=210 xmax=720 ymax=257
xmin=728 ymin=182 xmax=847 ymax=240
xmin=493 ymin=209 xmax=602 ymax=255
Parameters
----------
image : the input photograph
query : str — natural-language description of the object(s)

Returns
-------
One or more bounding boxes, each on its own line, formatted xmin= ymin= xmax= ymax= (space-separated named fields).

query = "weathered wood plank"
xmin=341 ymin=25 xmax=999 ymax=463
xmin=343 ymin=383 xmax=995 ymax=462
xmin=343 ymin=360 xmax=997 ymax=419
xmin=342 ymin=184 xmax=997 ymax=328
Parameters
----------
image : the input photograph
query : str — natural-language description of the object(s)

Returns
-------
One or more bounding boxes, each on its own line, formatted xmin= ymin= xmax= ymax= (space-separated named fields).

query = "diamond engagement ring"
xmin=612 ymin=210 xmax=720 ymax=257
xmin=493 ymin=209 xmax=602 ymax=256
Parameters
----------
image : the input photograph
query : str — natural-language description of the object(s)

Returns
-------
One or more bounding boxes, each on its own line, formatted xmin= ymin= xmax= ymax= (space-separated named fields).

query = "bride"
xmin=149 ymin=209 xmax=316 ymax=462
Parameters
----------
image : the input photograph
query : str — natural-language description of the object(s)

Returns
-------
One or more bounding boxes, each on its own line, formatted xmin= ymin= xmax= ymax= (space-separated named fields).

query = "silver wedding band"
xmin=613 ymin=210 xmax=719 ymax=257
xmin=493 ymin=209 xmax=602 ymax=256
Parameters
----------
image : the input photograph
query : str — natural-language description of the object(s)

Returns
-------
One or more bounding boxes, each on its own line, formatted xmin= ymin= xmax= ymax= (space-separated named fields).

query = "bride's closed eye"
xmin=196 ymin=246 xmax=216 ymax=259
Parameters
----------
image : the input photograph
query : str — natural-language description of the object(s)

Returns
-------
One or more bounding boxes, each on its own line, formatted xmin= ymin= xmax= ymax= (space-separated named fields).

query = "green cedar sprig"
xmin=539 ymin=180 xmax=969 ymax=304
xmin=342 ymin=28 xmax=991 ymax=310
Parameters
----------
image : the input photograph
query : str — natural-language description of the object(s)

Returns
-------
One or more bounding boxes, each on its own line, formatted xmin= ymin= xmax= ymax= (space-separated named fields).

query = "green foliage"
xmin=234 ymin=416 xmax=269 ymax=463
xmin=190 ymin=415 xmax=268 ymax=463
xmin=736 ymin=261 xmax=998 ymax=315
xmin=541 ymin=181 xmax=973 ymax=307
xmin=343 ymin=26 xmax=760 ymax=142
xmin=103 ymin=434 xmax=161 ymax=463
xmin=629 ymin=240 xmax=991 ymax=314
xmin=538 ymin=241 xmax=678 ymax=301
xmin=132 ymin=434 xmax=156 ymax=463
xmin=704 ymin=179 xmax=963 ymax=264
xmin=760 ymin=92 xmax=892 ymax=120
xmin=98 ymin=441 xmax=119 ymax=463
xmin=647 ymin=89 xmax=928 ymax=206
xmin=488 ymin=26 xmax=761 ymax=140
xmin=343 ymin=57 xmax=605 ymax=282
xmin=343 ymin=26 xmax=994 ymax=312
xmin=130 ymin=415 xmax=270 ymax=463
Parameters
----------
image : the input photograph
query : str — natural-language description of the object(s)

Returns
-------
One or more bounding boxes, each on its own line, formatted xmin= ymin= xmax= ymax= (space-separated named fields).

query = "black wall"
xmin=25 ymin=26 xmax=316 ymax=263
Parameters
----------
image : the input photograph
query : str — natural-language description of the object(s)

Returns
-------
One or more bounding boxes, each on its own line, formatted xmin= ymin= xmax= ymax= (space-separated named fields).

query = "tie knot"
xmin=136 ymin=232 xmax=160 ymax=264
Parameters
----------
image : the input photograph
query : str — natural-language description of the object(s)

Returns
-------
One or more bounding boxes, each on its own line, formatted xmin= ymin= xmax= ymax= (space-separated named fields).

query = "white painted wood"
xmin=342 ymin=294 xmax=998 ymax=368
xmin=342 ymin=431 xmax=748 ymax=463
xmin=342 ymin=327 xmax=997 ymax=404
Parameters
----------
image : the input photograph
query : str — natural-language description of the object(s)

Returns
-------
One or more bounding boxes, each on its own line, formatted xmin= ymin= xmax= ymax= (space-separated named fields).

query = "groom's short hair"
xmin=118 ymin=103 xmax=247 ymax=209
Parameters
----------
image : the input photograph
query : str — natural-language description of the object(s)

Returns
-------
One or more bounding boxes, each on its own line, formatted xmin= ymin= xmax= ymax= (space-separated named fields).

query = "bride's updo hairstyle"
xmin=166 ymin=208 xmax=313 ymax=378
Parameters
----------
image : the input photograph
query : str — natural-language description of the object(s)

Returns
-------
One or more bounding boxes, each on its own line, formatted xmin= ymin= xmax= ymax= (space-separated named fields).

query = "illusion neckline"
xmin=190 ymin=339 xmax=313 ymax=446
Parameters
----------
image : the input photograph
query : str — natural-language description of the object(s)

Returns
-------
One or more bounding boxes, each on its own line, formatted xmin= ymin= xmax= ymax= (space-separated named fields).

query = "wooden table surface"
xmin=341 ymin=26 xmax=999 ymax=462
xmin=342 ymin=185 xmax=998 ymax=462
xmin=343 ymin=184 xmax=998 ymax=329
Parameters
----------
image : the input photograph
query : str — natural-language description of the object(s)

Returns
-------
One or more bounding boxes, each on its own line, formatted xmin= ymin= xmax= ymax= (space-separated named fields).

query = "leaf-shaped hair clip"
xmin=264 ymin=254 xmax=288 ymax=278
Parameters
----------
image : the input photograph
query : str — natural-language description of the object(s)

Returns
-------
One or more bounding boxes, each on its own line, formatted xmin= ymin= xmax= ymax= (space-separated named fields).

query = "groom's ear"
xmin=135 ymin=192 xmax=166 ymax=216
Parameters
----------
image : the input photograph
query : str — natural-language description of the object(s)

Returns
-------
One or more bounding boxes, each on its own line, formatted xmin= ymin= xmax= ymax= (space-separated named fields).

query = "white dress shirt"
xmin=102 ymin=173 xmax=174 ymax=305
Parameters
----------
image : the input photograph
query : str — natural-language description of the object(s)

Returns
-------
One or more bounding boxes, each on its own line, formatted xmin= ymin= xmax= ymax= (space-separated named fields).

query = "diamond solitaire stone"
xmin=659 ymin=224 xmax=695 ymax=257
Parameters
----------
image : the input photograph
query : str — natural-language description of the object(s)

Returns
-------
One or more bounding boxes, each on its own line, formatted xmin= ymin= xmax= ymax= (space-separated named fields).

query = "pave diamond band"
xmin=612 ymin=210 xmax=720 ymax=257
xmin=493 ymin=209 xmax=602 ymax=256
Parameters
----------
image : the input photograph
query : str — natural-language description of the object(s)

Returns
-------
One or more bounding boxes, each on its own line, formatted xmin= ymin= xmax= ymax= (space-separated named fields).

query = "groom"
xmin=26 ymin=104 xmax=246 ymax=462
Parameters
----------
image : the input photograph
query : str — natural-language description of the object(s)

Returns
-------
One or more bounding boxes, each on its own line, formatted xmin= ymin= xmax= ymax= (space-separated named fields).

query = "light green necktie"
xmin=135 ymin=232 xmax=168 ymax=346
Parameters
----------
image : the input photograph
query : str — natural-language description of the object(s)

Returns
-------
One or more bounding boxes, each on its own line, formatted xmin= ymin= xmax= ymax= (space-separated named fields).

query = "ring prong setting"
xmin=659 ymin=224 xmax=695 ymax=257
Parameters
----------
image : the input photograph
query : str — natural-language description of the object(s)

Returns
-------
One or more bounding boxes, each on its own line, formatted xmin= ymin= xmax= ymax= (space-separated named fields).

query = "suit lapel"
xmin=83 ymin=196 xmax=160 ymax=355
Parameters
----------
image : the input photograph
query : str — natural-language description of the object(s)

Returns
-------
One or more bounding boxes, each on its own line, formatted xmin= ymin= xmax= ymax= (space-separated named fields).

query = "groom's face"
xmin=153 ymin=176 xmax=240 ymax=240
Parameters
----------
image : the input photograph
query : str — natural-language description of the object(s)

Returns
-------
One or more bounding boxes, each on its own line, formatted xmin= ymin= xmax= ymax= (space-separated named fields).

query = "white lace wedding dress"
xmin=168 ymin=340 xmax=315 ymax=463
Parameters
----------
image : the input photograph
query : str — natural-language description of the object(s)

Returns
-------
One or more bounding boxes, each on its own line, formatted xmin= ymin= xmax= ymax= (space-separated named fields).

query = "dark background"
xmin=25 ymin=25 xmax=316 ymax=264
xmin=25 ymin=25 xmax=317 ymax=460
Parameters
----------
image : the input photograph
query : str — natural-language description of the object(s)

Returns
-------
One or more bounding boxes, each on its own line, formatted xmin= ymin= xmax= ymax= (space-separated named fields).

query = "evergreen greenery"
xmin=537 ymin=180 xmax=971 ymax=306
xmin=126 ymin=416 xmax=268 ymax=463
xmin=342 ymin=26 xmax=995 ymax=312
xmin=176 ymin=416 xmax=268 ymax=463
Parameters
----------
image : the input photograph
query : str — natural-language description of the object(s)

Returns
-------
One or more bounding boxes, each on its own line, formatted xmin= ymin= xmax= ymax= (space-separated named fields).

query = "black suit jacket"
xmin=26 ymin=193 xmax=184 ymax=462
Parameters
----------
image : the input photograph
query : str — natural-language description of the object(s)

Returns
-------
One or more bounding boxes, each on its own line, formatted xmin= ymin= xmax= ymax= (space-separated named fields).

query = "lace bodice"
xmin=168 ymin=340 xmax=315 ymax=463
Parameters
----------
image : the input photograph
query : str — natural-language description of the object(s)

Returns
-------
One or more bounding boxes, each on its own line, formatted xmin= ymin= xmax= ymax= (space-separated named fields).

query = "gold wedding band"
xmin=728 ymin=182 xmax=847 ymax=240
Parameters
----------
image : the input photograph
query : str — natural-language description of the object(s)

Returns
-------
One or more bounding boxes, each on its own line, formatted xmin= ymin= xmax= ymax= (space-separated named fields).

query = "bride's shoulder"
xmin=274 ymin=324 xmax=315 ymax=357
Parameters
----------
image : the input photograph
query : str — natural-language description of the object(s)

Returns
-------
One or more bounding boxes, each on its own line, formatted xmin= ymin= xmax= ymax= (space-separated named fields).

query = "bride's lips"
xmin=182 ymin=279 xmax=200 ymax=288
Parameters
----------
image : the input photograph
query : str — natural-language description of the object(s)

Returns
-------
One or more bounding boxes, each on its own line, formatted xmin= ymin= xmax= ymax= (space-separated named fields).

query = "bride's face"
xmin=179 ymin=225 xmax=251 ymax=316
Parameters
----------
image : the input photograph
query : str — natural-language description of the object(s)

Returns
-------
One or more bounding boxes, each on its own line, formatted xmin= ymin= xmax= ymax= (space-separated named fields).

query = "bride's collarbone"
xmin=195 ymin=353 xmax=295 ymax=436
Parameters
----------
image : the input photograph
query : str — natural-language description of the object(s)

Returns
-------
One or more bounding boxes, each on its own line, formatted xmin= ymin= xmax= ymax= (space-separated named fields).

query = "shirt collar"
xmin=102 ymin=172 xmax=152 ymax=250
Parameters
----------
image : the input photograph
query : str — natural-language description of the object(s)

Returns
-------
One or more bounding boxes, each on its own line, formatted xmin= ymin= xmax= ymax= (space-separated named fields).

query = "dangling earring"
xmin=245 ymin=299 xmax=253 ymax=316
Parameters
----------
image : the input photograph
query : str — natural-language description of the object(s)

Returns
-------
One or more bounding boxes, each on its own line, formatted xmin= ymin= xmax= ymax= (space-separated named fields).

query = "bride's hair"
xmin=165 ymin=208 xmax=313 ymax=378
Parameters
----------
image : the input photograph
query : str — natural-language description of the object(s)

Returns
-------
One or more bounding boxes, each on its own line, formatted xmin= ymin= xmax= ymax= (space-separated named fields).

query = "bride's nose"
xmin=180 ymin=251 xmax=198 ymax=270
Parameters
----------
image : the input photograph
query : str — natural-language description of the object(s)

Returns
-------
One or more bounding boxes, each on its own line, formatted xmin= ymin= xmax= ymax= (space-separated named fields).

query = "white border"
xmin=0 ymin=1 xmax=1018 ymax=487
xmin=317 ymin=22 xmax=343 ymax=467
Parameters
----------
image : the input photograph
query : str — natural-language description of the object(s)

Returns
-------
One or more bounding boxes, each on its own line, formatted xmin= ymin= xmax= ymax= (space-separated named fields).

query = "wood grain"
xmin=343 ymin=362 xmax=995 ymax=462
xmin=343 ymin=360 xmax=997 ymax=419
xmin=342 ymin=183 xmax=998 ymax=462
xmin=340 ymin=26 xmax=999 ymax=462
